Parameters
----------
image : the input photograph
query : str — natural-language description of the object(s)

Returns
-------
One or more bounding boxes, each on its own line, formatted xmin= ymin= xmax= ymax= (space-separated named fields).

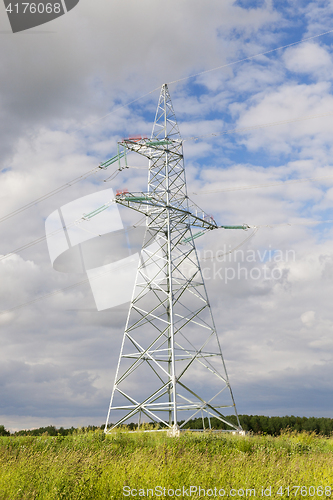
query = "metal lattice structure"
xmin=105 ymin=84 xmax=242 ymax=435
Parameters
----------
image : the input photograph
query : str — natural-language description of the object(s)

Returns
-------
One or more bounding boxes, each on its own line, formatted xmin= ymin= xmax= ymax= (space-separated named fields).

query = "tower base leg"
xmin=167 ymin=424 xmax=180 ymax=438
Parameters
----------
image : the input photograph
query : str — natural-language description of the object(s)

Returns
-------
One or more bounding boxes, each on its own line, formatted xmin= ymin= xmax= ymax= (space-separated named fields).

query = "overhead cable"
xmin=200 ymin=228 xmax=259 ymax=261
xmin=1 ymin=276 xmax=92 ymax=314
xmin=0 ymin=30 xmax=333 ymax=222
xmin=74 ymin=87 xmax=161 ymax=133
xmin=0 ymin=224 xmax=143 ymax=315
xmin=191 ymin=173 xmax=333 ymax=195
xmin=167 ymin=29 xmax=333 ymax=86
xmin=58 ymin=29 xmax=333 ymax=134
xmin=0 ymin=163 xmax=120 ymax=225
xmin=184 ymin=112 xmax=333 ymax=144
xmin=249 ymin=219 xmax=333 ymax=229
xmin=3 ymin=217 xmax=333 ymax=314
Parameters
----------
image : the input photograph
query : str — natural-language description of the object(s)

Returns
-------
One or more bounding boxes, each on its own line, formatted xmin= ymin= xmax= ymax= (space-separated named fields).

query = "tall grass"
xmin=0 ymin=430 xmax=332 ymax=499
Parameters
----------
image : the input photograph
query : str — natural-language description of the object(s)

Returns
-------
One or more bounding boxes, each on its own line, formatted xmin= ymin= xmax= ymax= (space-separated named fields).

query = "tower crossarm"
xmin=79 ymin=192 xmax=250 ymax=231
xmin=119 ymin=138 xmax=183 ymax=160
xmin=114 ymin=191 xmax=219 ymax=230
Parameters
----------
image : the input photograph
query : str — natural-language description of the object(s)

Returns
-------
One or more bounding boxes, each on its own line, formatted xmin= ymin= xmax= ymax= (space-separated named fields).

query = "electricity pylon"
xmin=105 ymin=84 xmax=242 ymax=435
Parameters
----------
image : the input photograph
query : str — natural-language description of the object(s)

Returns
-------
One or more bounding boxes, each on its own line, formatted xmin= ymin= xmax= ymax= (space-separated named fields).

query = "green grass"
xmin=0 ymin=430 xmax=333 ymax=499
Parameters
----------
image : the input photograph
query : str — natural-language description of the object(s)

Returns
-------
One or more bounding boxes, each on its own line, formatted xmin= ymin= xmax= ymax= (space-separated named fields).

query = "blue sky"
xmin=1 ymin=0 xmax=333 ymax=430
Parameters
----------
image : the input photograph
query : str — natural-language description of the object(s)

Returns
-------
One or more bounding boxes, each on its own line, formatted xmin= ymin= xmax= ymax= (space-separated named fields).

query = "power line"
xmin=0 ymin=163 xmax=120 ymax=225
xmin=60 ymin=29 xmax=333 ymax=134
xmin=1 ymin=108 xmax=331 ymax=228
xmin=3 ymin=216 xmax=333 ymax=315
xmin=249 ymin=219 xmax=333 ymax=229
xmin=185 ymin=112 xmax=333 ymax=143
xmin=2 ymin=29 xmax=333 ymax=272
xmin=118 ymin=113 xmax=333 ymax=194
xmin=1 ymin=276 xmax=92 ymax=314
xmin=0 ymin=222 xmax=76 ymax=264
xmin=2 ymin=165 xmax=333 ymax=265
xmin=74 ymin=87 xmax=161 ymax=133
xmin=0 ymin=199 xmax=117 ymax=264
xmin=0 ymin=213 xmax=144 ymax=265
xmin=2 ymin=30 xmax=333 ymax=227
xmin=168 ymin=28 xmax=333 ymax=86
xmin=199 ymin=217 xmax=333 ymax=262
xmin=0 ymin=226 xmax=141 ymax=315
xmin=191 ymin=173 xmax=333 ymax=195
xmin=200 ymin=228 xmax=259 ymax=261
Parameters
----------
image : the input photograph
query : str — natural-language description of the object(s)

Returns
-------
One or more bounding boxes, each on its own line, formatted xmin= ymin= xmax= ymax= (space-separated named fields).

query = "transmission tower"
xmin=105 ymin=84 xmax=242 ymax=435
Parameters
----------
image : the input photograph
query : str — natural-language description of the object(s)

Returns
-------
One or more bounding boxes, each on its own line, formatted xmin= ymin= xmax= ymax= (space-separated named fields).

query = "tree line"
xmin=182 ymin=415 xmax=333 ymax=435
xmin=2 ymin=415 xmax=333 ymax=436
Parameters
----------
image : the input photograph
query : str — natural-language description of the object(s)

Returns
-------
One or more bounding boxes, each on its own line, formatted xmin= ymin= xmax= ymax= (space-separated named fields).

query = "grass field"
xmin=0 ymin=429 xmax=333 ymax=499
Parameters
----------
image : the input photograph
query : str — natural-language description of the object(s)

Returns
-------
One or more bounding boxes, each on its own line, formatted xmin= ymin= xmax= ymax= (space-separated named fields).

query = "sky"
xmin=1 ymin=0 xmax=333 ymax=431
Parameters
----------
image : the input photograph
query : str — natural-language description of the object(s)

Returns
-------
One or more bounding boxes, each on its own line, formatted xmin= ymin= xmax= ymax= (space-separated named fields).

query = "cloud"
xmin=283 ymin=42 xmax=333 ymax=78
xmin=232 ymin=81 xmax=333 ymax=156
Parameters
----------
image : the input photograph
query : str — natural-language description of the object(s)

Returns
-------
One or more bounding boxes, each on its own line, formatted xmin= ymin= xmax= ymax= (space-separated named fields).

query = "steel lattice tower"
xmin=105 ymin=84 xmax=242 ymax=435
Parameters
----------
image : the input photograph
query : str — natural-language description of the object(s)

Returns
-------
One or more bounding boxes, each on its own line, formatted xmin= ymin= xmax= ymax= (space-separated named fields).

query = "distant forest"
xmin=2 ymin=415 xmax=333 ymax=437
xmin=181 ymin=415 xmax=333 ymax=436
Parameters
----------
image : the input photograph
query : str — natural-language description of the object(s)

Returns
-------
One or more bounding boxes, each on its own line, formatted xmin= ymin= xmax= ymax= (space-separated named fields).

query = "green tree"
xmin=0 ymin=425 xmax=10 ymax=436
